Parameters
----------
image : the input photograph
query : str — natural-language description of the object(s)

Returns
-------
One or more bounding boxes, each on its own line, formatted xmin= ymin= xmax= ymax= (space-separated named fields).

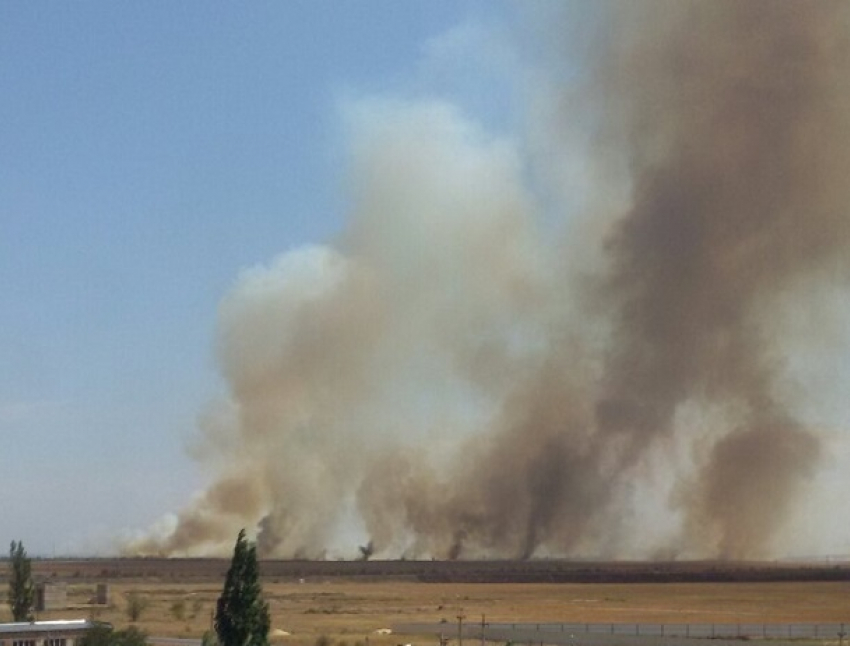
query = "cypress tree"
xmin=215 ymin=530 xmax=270 ymax=646
xmin=7 ymin=540 xmax=35 ymax=622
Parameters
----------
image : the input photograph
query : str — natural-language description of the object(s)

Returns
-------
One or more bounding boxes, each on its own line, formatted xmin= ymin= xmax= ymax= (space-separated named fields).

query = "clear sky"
xmin=1 ymin=1 xmax=520 ymax=555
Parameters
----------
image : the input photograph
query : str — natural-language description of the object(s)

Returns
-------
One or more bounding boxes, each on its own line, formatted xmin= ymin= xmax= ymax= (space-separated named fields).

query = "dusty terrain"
xmin=1 ymin=560 xmax=846 ymax=646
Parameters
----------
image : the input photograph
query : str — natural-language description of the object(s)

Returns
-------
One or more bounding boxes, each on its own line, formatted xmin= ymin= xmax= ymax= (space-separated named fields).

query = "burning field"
xmin=129 ymin=2 xmax=850 ymax=561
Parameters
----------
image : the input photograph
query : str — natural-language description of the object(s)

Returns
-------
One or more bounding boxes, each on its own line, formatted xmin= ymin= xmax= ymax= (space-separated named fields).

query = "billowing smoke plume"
xmin=129 ymin=1 xmax=850 ymax=559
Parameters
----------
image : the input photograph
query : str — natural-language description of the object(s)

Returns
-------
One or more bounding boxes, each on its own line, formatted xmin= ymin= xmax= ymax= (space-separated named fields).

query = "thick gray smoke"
xmin=130 ymin=2 xmax=850 ymax=559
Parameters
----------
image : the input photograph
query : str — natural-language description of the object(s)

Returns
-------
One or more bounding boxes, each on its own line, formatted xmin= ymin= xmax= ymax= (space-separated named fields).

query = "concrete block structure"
xmin=94 ymin=584 xmax=109 ymax=606
xmin=35 ymin=583 xmax=67 ymax=612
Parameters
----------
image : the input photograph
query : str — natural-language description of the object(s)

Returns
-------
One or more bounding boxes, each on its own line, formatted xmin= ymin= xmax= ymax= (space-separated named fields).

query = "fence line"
xmin=394 ymin=621 xmax=849 ymax=644
xmin=483 ymin=622 xmax=847 ymax=639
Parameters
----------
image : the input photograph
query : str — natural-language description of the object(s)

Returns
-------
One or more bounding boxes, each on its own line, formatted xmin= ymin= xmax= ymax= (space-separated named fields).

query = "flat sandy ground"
xmin=5 ymin=580 xmax=848 ymax=646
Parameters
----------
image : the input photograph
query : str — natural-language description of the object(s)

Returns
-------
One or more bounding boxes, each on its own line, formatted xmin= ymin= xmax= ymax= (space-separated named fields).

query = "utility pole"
xmin=480 ymin=614 xmax=486 ymax=646
xmin=457 ymin=612 xmax=466 ymax=646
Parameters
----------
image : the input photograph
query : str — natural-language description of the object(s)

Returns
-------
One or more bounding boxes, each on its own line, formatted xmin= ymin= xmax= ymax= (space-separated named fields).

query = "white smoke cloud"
xmin=129 ymin=3 xmax=850 ymax=560
xmin=129 ymin=96 xmax=554 ymax=557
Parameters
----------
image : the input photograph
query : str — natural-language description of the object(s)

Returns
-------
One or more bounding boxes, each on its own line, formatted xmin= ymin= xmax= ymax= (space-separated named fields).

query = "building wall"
xmin=35 ymin=584 xmax=68 ymax=612
xmin=0 ymin=621 xmax=95 ymax=646
xmin=0 ymin=631 xmax=79 ymax=646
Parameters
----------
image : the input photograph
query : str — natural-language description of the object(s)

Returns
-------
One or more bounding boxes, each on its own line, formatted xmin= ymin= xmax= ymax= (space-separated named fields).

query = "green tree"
xmin=7 ymin=540 xmax=34 ymax=621
xmin=214 ymin=529 xmax=270 ymax=646
xmin=78 ymin=623 xmax=147 ymax=646
xmin=111 ymin=626 xmax=148 ymax=646
xmin=77 ymin=623 xmax=113 ymax=646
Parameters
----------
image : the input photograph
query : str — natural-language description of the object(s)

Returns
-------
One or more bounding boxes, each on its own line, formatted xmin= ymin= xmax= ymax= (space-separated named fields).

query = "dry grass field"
xmin=2 ymin=573 xmax=848 ymax=646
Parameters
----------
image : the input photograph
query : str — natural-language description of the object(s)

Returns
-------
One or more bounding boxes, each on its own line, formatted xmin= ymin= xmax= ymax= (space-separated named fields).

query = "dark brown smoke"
xmin=129 ymin=1 xmax=850 ymax=559
xmin=591 ymin=0 xmax=850 ymax=557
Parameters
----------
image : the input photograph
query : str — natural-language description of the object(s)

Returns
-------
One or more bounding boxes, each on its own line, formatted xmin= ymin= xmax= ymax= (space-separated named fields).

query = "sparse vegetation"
xmin=192 ymin=596 xmax=204 ymax=618
xmin=5 ymin=559 xmax=848 ymax=646
xmin=171 ymin=599 xmax=186 ymax=621
xmin=125 ymin=591 xmax=150 ymax=622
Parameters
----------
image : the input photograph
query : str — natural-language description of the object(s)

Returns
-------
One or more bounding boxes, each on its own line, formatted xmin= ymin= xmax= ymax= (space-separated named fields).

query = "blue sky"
xmin=0 ymin=1 xmax=520 ymax=555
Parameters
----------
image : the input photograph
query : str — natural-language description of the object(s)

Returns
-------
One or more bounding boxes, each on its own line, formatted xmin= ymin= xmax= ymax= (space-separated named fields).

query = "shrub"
xmin=170 ymin=599 xmax=186 ymax=621
xmin=125 ymin=591 xmax=149 ymax=622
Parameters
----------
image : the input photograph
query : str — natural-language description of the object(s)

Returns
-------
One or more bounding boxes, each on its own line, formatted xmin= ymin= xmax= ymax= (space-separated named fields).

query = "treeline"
xmin=24 ymin=557 xmax=850 ymax=584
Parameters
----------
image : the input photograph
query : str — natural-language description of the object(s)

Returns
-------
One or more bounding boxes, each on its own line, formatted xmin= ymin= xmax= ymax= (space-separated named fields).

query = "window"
xmin=46 ymin=639 xmax=67 ymax=646
xmin=13 ymin=639 xmax=36 ymax=646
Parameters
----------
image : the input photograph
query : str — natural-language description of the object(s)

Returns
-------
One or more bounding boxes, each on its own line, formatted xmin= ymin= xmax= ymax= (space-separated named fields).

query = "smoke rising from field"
xmin=129 ymin=1 xmax=850 ymax=559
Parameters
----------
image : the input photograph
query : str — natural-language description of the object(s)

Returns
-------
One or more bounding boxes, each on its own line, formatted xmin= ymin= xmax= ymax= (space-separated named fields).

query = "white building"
xmin=0 ymin=620 xmax=100 ymax=646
